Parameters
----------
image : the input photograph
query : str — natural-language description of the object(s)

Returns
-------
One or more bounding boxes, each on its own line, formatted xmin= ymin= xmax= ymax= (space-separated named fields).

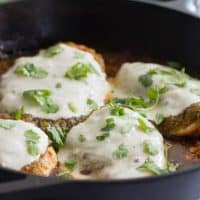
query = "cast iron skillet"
xmin=0 ymin=0 xmax=200 ymax=199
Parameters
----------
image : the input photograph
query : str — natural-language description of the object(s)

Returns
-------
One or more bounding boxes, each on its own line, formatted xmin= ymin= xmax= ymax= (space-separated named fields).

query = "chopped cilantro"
xmin=96 ymin=132 xmax=110 ymax=141
xmin=87 ymin=98 xmax=98 ymax=109
xmin=143 ymin=140 xmax=159 ymax=155
xmin=167 ymin=61 xmax=182 ymax=70
xmin=55 ymin=82 xmax=62 ymax=88
xmin=138 ymin=151 xmax=179 ymax=175
xmin=155 ymin=113 xmax=164 ymax=125
xmin=24 ymin=129 xmax=40 ymax=156
xmin=68 ymin=102 xmax=77 ymax=113
xmin=15 ymin=63 xmax=48 ymax=78
xmin=108 ymin=101 xmax=125 ymax=116
xmin=120 ymin=124 xmax=132 ymax=135
xmin=0 ymin=120 xmax=15 ymax=129
xmin=23 ymin=89 xmax=59 ymax=113
xmin=65 ymin=62 xmax=99 ymax=80
xmin=112 ymin=144 xmax=128 ymax=159
xmin=190 ymin=88 xmax=200 ymax=96
xmin=137 ymin=158 xmax=166 ymax=175
xmin=46 ymin=125 xmax=67 ymax=149
xmin=139 ymin=73 xmax=153 ymax=87
xmin=79 ymin=134 xmax=86 ymax=143
xmin=43 ymin=44 xmax=64 ymax=57
xmin=137 ymin=118 xmax=153 ymax=134
xmin=101 ymin=118 xmax=116 ymax=132
xmin=12 ymin=106 xmax=25 ymax=120
xmin=74 ymin=51 xmax=84 ymax=59
xmin=64 ymin=160 xmax=76 ymax=171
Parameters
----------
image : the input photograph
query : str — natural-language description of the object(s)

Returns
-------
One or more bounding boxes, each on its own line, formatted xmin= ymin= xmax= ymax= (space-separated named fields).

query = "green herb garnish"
xmin=46 ymin=125 xmax=67 ymax=149
xmin=138 ymin=118 xmax=153 ymax=134
xmin=120 ymin=124 xmax=132 ymax=135
xmin=87 ymin=98 xmax=98 ymax=109
xmin=155 ymin=113 xmax=164 ymax=125
xmin=79 ymin=134 xmax=86 ymax=143
xmin=190 ymin=88 xmax=200 ymax=96
xmin=111 ymin=86 xmax=165 ymax=111
xmin=57 ymin=171 xmax=70 ymax=178
xmin=68 ymin=102 xmax=77 ymax=113
xmin=137 ymin=158 xmax=166 ymax=175
xmin=96 ymin=132 xmax=110 ymax=141
xmin=138 ymin=152 xmax=179 ymax=175
xmin=112 ymin=144 xmax=128 ymax=159
xmin=164 ymin=149 xmax=179 ymax=173
xmin=24 ymin=129 xmax=40 ymax=156
xmin=74 ymin=51 xmax=84 ymax=59
xmin=65 ymin=62 xmax=98 ymax=80
xmin=143 ymin=140 xmax=159 ymax=156
xmin=64 ymin=160 xmax=76 ymax=171
xmin=15 ymin=63 xmax=48 ymax=78
xmin=23 ymin=89 xmax=59 ymax=113
xmin=101 ymin=118 xmax=116 ymax=132
xmin=12 ymin=106 xmax=25 ymax=120
xmin=167 ymin=61 xmax=182 ymax=70
xmin=139 ymin=73 xmax=153 ymax=87
xmin=55 ymin=82 xmax=62 ymax=89
xmin=0 ymin=120 xmax=15 ymax=129
xmin=108 ymin=101 xmax=125 ymax=116
xmin=43 ymin=44 xmax=64 ymax=57
xmin=139 ymin=67 xmax=187 ymax=89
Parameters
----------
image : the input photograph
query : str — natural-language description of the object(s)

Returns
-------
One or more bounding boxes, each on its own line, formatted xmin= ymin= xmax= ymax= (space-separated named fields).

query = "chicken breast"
xmin=111 ymin=62 xmax=200 ymax=138
xmin=0 ymin=42 xmax=110 ymax=121
xmin=21 ymin=146 xmax=58 ymax=176
xmin=58 ymin=105 xmax=166 ymax=179
xmin=158 ymin=102 xmax=200 ymax=138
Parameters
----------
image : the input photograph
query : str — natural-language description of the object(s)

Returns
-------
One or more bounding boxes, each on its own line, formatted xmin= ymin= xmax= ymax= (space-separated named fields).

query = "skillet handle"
xmin=135 ymin=0 xmax=200 ymax=17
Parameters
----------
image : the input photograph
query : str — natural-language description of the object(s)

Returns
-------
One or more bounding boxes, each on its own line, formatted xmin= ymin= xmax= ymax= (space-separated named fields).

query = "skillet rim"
xmin=0 ymin=0 xmax=200 ymax=185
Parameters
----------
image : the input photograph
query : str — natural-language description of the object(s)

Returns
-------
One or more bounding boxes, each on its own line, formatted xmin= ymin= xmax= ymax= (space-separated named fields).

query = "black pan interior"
xmin=1 ymin=0 xmax=200 ymax=199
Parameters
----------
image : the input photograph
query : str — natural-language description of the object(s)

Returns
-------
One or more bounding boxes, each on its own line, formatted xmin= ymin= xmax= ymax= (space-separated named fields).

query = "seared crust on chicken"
xmin=0 ymin=43 xmax=106 ymax=130
xmin=67 ymin=42 xmax=105 ymax=69
xmin=158 ymin=102 xmax=200 ymax=138
xmin=21 ymin=146 xmax=58 ymax=176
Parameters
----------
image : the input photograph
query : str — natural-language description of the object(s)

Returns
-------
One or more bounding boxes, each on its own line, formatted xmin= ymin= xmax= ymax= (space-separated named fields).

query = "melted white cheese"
xmin=0 ymin=43 xmax=109 ymax=120
xmin=58 ymin=106 xmax=165 ymax=179
xmin=0 ymin=119 xmax=48 ymax=170
xmin=112 ymin=62 xmax=200 ymax=121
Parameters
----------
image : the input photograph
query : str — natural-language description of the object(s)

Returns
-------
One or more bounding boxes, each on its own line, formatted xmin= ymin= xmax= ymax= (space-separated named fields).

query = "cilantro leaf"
xmin=155 ymin=113 xmax=164 ymax=125
xmin=167 ymin=61 xmax=182 ymax=70
xmin=0 ymin=120 xmax=15 ymax=129
xmin=137 ymin=158 xmax=166 ymax=175
xmin=46 ymin=125 xmax=67 ymax=149
xmin=23 ymin=89 xmax=59 ymax=113
xmin=87 ymin=98 xmax=98 ymax=110
xmin=120 ymin=124 xmax=132 ymax=135
xmin=79 ymin=134 xmax=86 ymax=143
xmin=137 ymin=118 xmax=153 ymax=134
xmin=65 ymin=62 xmax=98 ymax=80
xmin=101 ymin=118 xmax=116 ymax=132
xmin=139 ymin=73 xmax=153 ymax=87
xmin=64 ymin=160 xmax=76 ymax=171
xmin=108 ymin=101 xmax=125 ymax=116
xmin=68 ymin=102 xmax=77 ymax=113
xmin=43 ymin=44 xmax=64 ymax=57
xmin=24 ymin=129 xmax=40 ymax=156
xmin=143 ymin=140 xmax=159 ymax=155
xmin=112 ymin=144 xmax=128 ymax=159
xmin=55 ymin=82 xmax=62 ymax=89
xmin=96 ymin=132 xmax=110 ymax=141
xmin=12 ymin=106 xmax=25 ymax=120
xmin=15 ymin=63 xmax=48 ymax=78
